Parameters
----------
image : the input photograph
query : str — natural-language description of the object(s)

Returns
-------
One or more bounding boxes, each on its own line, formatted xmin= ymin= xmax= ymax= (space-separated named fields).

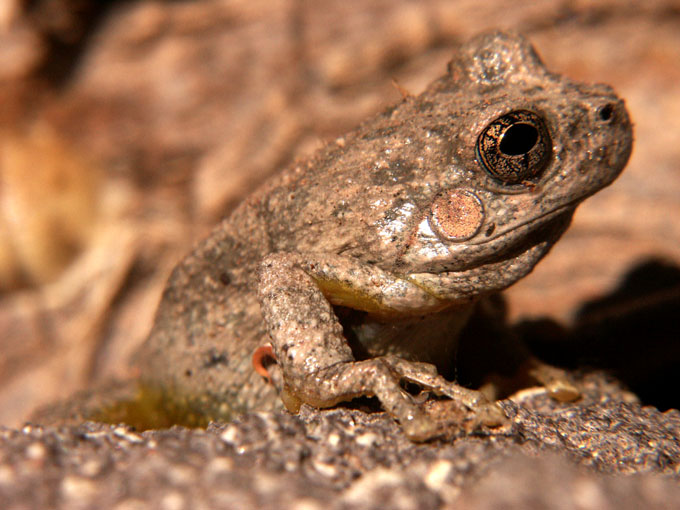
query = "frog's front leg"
xmin=257 ymin=253 xmax=505 ymax=441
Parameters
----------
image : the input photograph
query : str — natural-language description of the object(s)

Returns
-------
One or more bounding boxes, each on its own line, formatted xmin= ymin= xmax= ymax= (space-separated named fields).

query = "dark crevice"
xmin=26 ymin=0 xmax=129 ymax=89
xmin=518 ymin=258 xmax=680 ymax=412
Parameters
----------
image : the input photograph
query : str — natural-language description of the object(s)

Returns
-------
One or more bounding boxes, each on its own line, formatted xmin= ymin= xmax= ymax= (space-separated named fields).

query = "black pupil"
xmin=499 ymin=123 xmax=538 ymax=156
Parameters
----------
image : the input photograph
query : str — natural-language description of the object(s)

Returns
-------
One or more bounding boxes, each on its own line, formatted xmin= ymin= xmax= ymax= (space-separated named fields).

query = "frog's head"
xmin=393 ymin=31 xmax=633 ymax=299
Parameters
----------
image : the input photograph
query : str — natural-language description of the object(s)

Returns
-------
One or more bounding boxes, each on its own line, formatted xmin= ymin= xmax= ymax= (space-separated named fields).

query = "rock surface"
xmin=1 ymin=0 xmax=679 ymax=428
xmin=2 ymin=376 xmax=679 ymax=509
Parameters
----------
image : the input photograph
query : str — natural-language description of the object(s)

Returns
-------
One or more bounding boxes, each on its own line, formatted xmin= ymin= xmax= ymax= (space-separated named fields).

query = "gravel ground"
xmin=2 ymin=374 xmax=679 ymax=509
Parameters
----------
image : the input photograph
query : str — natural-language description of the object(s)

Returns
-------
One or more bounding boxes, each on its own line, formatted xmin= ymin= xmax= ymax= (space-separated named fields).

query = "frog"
xmin=135 ymin=31 xmax=633 ymax=440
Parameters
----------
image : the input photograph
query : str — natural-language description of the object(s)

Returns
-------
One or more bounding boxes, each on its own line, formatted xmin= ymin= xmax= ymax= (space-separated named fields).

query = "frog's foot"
xmin=525 ymin=358 xmax=581 ymax=402
xmin=285 ymin=356 xmax=506 ymax=441
xmin=502 ymin=357 xmax=581 ymax=403
xmin=379 ymin=355 xmax=507 ymax=429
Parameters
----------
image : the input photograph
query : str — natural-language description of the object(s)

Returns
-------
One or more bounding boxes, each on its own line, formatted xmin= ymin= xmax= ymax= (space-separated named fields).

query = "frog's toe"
xmin=527 ymin=358 xmax=582 ymax=402
xmin=400 ymin=413 xmax=442 ymax=442
xmin=382 ymin=355 xmax=439 ymax=377
xmin=377 ymin=356 xmax=510 ymax=432
xmin=544 ymin=379 xmax=580 ymax=402
xmin=409 ymin=376 xmax=488 ymax=410
xmin=476 ymin=401 xmax=507 ymax=427
xmin=432 ymin=382 xmax=490 ymax=408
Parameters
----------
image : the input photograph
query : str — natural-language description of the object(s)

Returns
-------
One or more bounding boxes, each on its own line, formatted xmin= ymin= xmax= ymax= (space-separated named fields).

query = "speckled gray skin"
xmin=137 ymin=31 xmax=632 ymax=440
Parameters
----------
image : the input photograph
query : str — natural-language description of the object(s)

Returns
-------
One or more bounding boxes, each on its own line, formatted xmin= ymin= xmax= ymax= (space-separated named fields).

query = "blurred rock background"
xmin=0 ymin=0 xmax=678 ymax=427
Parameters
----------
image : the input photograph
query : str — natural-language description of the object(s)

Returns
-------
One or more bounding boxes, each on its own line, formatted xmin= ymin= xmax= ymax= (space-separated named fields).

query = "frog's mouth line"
xmin=407 ymin=211 xmax=572 ymax=301
xmin=468 ymin=196 xmax=587 ymax=247
xmin=451 ymin=207 xmax=574 ymax=274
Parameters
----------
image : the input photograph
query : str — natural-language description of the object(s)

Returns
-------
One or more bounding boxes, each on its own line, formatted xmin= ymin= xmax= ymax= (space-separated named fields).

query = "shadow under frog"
xmin=516 ymin=258 xmax=680 ymax=413
xmin=85 ymin=31 xmax=633 ymax=440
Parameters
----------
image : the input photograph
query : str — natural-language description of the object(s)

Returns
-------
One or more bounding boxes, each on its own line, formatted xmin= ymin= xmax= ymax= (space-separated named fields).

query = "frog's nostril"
xmin=598 ymin=103 xmax=615 ymax=122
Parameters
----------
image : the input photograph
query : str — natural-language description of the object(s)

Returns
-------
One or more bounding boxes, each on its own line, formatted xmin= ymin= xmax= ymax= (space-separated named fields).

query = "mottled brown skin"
xmin=137 ymin=32 xmax=633 ymax=440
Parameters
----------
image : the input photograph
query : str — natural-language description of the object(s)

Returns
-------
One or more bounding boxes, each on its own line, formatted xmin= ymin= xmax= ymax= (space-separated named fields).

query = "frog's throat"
xmin=408 ymin=234 xmax=556 ymax=300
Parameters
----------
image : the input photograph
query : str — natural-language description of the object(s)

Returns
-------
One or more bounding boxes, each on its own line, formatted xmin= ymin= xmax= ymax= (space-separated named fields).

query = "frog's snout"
xmin=428 ymin=189 xmax=485 ymax=242
xmin=582 ymin=96 xmax=633 ymax=183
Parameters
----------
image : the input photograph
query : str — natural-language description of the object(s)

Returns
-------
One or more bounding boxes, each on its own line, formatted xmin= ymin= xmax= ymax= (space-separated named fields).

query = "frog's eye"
xmin=476 ymin=110 xmax=552 ymax=185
